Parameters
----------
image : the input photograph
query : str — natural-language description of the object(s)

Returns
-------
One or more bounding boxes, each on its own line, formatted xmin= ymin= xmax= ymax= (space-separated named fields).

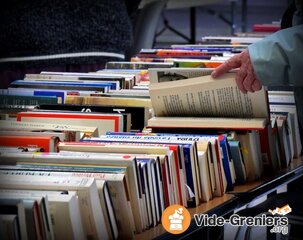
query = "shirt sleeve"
xmin=248 ymin=24 xmax=303 ymax=87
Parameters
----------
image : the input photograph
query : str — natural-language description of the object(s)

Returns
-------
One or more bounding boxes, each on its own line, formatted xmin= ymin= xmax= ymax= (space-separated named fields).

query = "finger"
xmin=242 ymin=72 xmax=255 ymax=92
xmin=211 ymin=54 xmax=242 ymax=78
xmin=251 ymin=79 xmax=262 ymax=91
xmin=235 ymin=65 xmax=247 ymax=93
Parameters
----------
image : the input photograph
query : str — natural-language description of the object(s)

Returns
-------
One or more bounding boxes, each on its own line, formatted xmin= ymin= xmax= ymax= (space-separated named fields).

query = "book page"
xmin=149 ymin=73 xmax=269 ymax=118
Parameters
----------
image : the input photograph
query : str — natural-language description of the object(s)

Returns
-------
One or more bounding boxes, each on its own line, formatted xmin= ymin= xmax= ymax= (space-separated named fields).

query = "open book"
xmin=149 ymin=72 xmax=269 ymax=120
xmin=148 ymin=73 xmax=280 ymax=176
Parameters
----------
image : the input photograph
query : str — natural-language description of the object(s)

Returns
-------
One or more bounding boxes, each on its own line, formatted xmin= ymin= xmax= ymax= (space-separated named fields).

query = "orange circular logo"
xmin=161 ymin=204 xmax=191 ymax=234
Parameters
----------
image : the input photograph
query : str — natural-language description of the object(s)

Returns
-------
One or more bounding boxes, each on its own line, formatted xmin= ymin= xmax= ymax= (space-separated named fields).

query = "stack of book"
xmin=0 ymin=34 xmax=301 ymax=239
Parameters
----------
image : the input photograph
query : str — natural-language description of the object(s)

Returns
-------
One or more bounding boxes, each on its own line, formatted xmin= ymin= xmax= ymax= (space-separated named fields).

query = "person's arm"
xmin=212 ymin=0 xmax=303 ymax=93
xmin=248 ymin=24 xmax=303 ymax=87
xmin=211 ymin=24 xmax=303 ymax=92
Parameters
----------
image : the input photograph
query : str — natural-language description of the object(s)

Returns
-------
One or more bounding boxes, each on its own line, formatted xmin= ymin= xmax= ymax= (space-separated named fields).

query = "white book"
xmin=0 ymin=190 xmax=54 ymax=240
xmin=196 ymin=141 xmax=213 ymax=202
xmin=0 ymin=151 xmax=143 ymax=234
xmin=0 ymin=174 xmax=109 ymax=240
xmin=177 ymin=135 xmax=226 ymax=198
xmin=202 ymin=35 xmax=263 ymax=44
xmin=0 ymin=146 xmax=43 ymax=153
xmin=0 ymin=120 xmax=97 ymax=139
xmin=95 ymin=181 xmax=118 ymax=240
xmin=65 ymin=171 xmax=134 ymax=239
xmin=47 ymin=192 xmax=85 ymax=240
xmin=82 ymin=135 xmax=200 ymax=207
xmin=0 ymin=130 xmax=67 ymax=142
xmin=236 ymin=131 xmax=261 ymax=181
xmin=248 ymin=130 xmax=263 ymax=179
xmin=0 ymin=189 xmax=84 ymax=240
xmin=16 ymin=111 xmax=124 ymax=136
xmin=138 ymin=158 xmax=157 ymax=227
xmin=58 ymin=141 xmax=177 ymax=210
xmin=36 ymin=71 xmax=135 ymax=89
xmin=18 ymin=171 xmax=118 ymax=240
xmin=272 ymin=114 xmax=293 ymax=167
xmin=0 ymin=198 xmax=27 ymax=240
xmin=268 ymin=91 xmax=302 ymax=158
xmin=0 ymin=214 xmax=20 ymax=240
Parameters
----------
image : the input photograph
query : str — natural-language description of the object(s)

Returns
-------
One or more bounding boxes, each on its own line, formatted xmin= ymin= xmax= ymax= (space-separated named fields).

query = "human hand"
xmin=211 ymin=49 xmax=262 ymax=94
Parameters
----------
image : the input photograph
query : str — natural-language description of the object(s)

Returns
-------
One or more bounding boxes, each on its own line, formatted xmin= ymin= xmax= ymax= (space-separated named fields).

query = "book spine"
xmin=218 ymin=137 xmax=234 ymax=191
xmin=0 ymin=95 xmax=58 ymax=106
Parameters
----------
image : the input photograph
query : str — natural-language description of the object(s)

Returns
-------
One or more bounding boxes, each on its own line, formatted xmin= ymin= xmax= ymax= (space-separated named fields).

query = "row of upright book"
xmin=0 ymin=34 xmax=302 ymax=240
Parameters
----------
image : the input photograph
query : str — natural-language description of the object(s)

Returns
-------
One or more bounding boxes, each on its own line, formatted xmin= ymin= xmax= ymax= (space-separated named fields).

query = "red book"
xmin=253 ymin=24 xmax=280 ymax=32
xmin=0 ymin=135 xmax=59 ymax=152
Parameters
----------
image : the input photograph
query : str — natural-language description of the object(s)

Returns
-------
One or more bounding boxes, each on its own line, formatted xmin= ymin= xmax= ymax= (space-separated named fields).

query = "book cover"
xmin=16 ymin=111 xmax=124 ymax=136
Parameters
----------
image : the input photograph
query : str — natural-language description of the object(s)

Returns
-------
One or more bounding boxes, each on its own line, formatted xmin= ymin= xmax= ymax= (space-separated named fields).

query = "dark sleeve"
xmin=281 ymin=0 xmax=296 ymax=29
xmin=124 ymin=0 xmax=141 ymax=15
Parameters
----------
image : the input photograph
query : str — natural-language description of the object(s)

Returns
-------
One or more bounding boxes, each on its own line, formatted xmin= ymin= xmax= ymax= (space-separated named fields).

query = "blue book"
xmin=34 ymin=90 xmax=66 ymax=104
xmin=10 ymin=80 xmax=112 ymax=92
xmin=228 ymin=140 xmax=247 ymax=184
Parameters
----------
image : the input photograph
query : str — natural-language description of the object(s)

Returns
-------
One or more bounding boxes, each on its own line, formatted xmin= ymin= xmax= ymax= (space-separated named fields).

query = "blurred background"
xmin=151 ymin=0 xmax=288 ymax=47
